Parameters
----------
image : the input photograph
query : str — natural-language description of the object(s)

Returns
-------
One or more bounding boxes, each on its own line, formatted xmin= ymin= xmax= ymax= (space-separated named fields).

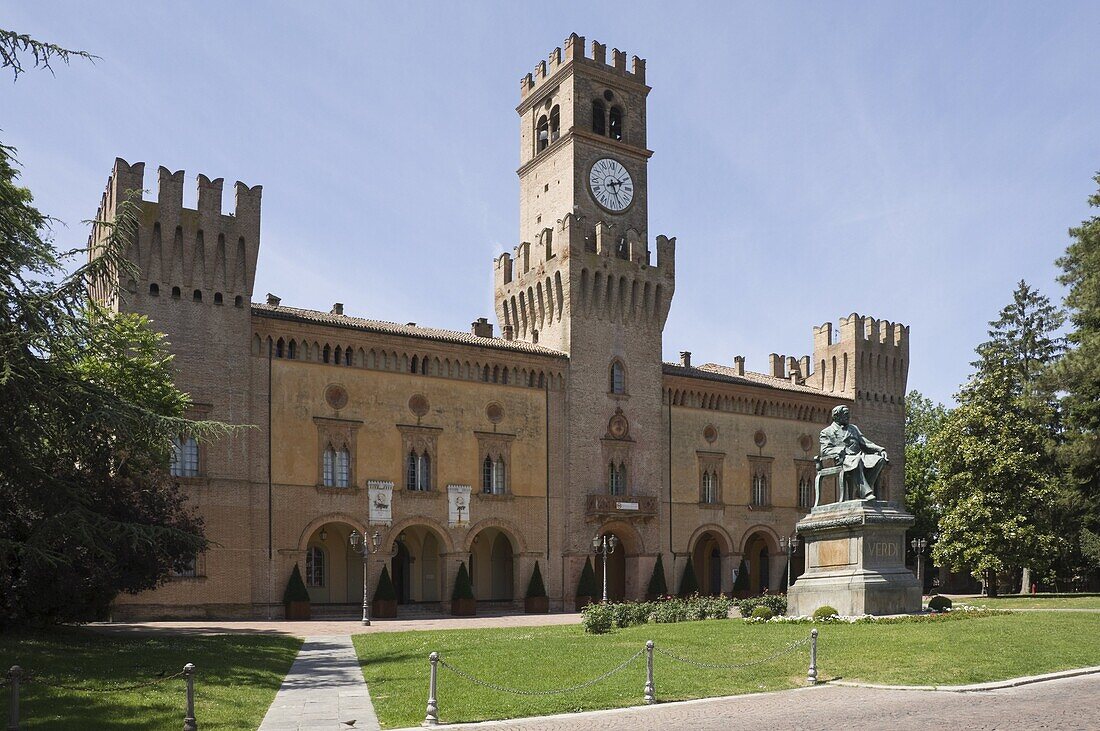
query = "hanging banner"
xmin=368 ymin=481 xmax=393 ymax=526
xmin=448 ymin=484 xmax=472 ymax=527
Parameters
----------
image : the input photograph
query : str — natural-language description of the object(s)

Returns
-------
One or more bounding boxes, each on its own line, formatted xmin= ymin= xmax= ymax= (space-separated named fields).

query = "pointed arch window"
xmin=315 ymin=418 xmax=360 ymax=489
xmin=609 ymin=105 xmax=623 ymax=141
xmin=798 ymin=473 xmax=814 ymax=509
xmin=537 ymin=114 xmax=549 ymax=152
xmin=406 ymin=450 xmax=432 ymax=491
xmin=477 ymin=432 xmax=513 ymax=496
xmin=609 ymin=360 xmax=626 ymax=395
xmin=702 ymin=470 xmax=718 ymax=504
xmin=592 ymin=100 xmax=606 ymax=136
xmin=549 ymin=105 xmax=560 ymax=142
xmin=287 ymin=340 xmax=297 ymax=359
xmin=749 ymin=456 xmax=773 ymax=507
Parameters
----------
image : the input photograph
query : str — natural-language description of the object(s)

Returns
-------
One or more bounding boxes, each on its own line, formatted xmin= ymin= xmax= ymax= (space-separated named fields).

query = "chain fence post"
xmin=807 ymin=629 xmax=818 ymax=685
xmin=643 ymin=641 xmax=655 ymax=705
xmin=182 ymin=663 xmax=197 ymax=731
xmin=7 ymin=665 xmax=21 ymax=731
xmin=423 ymin=652 xmax=439 ymax=726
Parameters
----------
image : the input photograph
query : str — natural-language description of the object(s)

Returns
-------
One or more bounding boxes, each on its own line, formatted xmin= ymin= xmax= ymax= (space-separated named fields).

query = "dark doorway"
xmin=392 ymin=541 xmax=411 ymax=604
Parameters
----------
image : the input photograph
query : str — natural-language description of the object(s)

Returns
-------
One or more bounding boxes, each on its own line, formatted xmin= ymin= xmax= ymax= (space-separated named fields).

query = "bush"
xmin=576 ymin=557 xmax=598 ymax=598
xmin=526 ymin=561 xmax=547 ymax=598
xmin=700 ymin=594 xmax=735 ymax=619
xmin=927 ymin=595 xmax=952 ymax=612
xmin=283 ymin=564 xmax=310 ymax=604
xmin=750 ymin=605 xmax=774 ymax=620
xmin=652 ymin=597 xmax=690 ymax=624
xmin=611 ymin=601 xmax=653 ymax=628
xmin=813 ymin=605 xmax=839 ymax=619
xmin=581 ymin=602 xmax=613 ymax=634
xmin=678 ymin=557 xmax=700 ymax=597
xmin=737 ymin=593 xmax=787 ymax=617
xmin=647 ymin=555 xmax=668 ymax=597
xmin=733 ymin=558 xmax=750 ymax=592
xmin=374 ymin=565 xmax=397 ymax=601
xmin=452 ymin=561 xmax=474 ymax=600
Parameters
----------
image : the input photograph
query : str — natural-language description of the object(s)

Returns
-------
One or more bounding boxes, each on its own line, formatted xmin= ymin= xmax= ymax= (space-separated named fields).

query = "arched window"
xmin=798 ymin=475 xmax=813 ymax=509
xmin=214 ymin=292 xmax=223 ymax=305
xmin=609 ymin=106 xmax=623 ymax=141
xmin=170 ymin=436 xmax=199 ymax=477
xmin=407 ymin=450 xmax=431 ymax=491
xmin=494 ymin=457 xmax=506 ymax=495
xmin=702 ymin=470 xmax=718 ymax=504
xmin=752 ymin=473 xmax=769 ymax=507
xmin=306 ymin=546 xmax=325 ymax=588
xmin=609 ymin=462 xmax=626 ymax=496
xmin=323 ymin=445 xmax=336 ymax=486
xmin=344 ymin=348 xmax=353 ymax=366
xmin=482 ymin=455 xmax=493 ymax=494
xmin=549 ymin=105 xmax=560 ymax=142
xmin=323 ymin=345 xmax=331 ymax=364
xmin=193 ymin=289 xmax=202 ymax=302
xmin=411 ymin=355 xmax=419 ymax=373
xmin=334 ymin=346 xmax=343 ymax=366
xmin=610 ymin=361 xmax=625 ymax=394
xmin=287 ymin=340 xmax=297 ymax=359
xmin=149 ymin=283 xmax=160 ymax=296
xmin=537 ymin=115 xmax=549 ymax=152
xmin=171 ymin=286 xmax=181 ymax=299
xmin=234 ymin=295 xmax=243 ymax=307
xmin=336 ymin=447 xmax=350 ymax=487
xmin=482 ymin=455 xmax=506 ymax=495
xmin=592 ymin=100 xmax=606 ymax=135
xmin=276 ymin=338 xmax=285 ymax=358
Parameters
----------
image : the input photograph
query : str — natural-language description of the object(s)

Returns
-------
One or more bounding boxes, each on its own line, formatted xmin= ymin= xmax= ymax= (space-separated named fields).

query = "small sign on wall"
xmin=368 ymin=481 xmax=393 ymax=525
xmin=448 ymin=484 xmax=472 ymax=527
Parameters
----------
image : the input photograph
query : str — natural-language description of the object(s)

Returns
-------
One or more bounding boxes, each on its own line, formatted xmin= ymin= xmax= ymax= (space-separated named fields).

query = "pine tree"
xmin=374 ymin=565 xmax=397 ymax=601
xmin=452 ymin=561 xmax=474 ymax=600
xmin=733 ymin=558 xmax=750 ymax=592
xmin=646 ymin=554 xmax=669 ymax=597
xmin=678 ymin=557 xmax=700 ymax=596
xmin=576 ymin=557 xmax=598 ymax=597
xmin=526 ymin=561 xmax=547 ymax=598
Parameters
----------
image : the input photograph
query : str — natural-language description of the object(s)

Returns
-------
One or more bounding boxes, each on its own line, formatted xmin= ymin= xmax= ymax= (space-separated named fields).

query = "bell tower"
xmin=494 ymin=33 xmax=676 ymax=601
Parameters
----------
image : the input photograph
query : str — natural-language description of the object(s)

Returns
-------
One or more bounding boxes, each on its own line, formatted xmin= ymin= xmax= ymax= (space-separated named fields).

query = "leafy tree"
xmin=1081 ymin=528 xmax=1100 ymax=571
xmin=646 ymin=554 xmax=668 ymax=597
xmin=0 ymin=30 xmax=226 ymax=626
xmin=1051 ymin=175 xmax=1100 ymax=564
xmin=930 ymin=283 xmax=1064 ymax=596
xmin=904 ymin=390 xmax=951 ymax=542
xmin=525 ymin=561 xmax=547 ymax=598
xmin=678 ymin=557 xmax=700 ymax=596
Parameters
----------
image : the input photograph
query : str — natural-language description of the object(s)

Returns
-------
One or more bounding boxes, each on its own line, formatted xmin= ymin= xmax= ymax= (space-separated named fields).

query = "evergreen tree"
xmin=733 ymin=558 xmax=750 ymax=592
xmin=452 ymin=561 xmax=474 ymax=600
xmin=526 ymin=561 xmax=547 ymax=598
xmin=374 ymin=565 xmax=397 ymax=601
xmin=576 ymin=557 xmax=598 ymax=597
xmin=646 ymin=554 xmax=669 ymax=597
xmin=678 ymin=557 xmax=700 ymax=596
xmin=282 ymin=564 xmax=310 ymax=604
xmin=1051 ymin=174 xmax=1100 ymax=577
xmin=930 ymin=282 xmax=1064 ymax=595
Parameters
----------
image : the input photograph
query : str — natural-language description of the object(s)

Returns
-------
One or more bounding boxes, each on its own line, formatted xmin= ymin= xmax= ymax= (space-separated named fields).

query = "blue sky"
xmin=5 ymin=2 xmax=1099 ymax=405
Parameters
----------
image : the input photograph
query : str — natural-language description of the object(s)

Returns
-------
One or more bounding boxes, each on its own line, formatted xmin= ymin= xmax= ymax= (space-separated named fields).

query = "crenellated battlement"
xmin=811 ymin=312 xmax=910 ymax=401
xmin=520 ymin=32 xmax=646 ymax=100
xmin=813 ymin=312 xmax=909 ymax=352
xmin=88 ymin=158 xmax=263 ymax=308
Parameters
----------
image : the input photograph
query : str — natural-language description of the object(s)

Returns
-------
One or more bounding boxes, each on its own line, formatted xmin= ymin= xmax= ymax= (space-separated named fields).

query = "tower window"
xmin=288 ymin=340 xmax=297 ymax=359
xmin=592 ymin=100 xmax=606 ymax=136
xmin=192 ymin=289 xmax=202 ymax=302
xmin=537 ymin=114 xmax=549 ymax=152
xmin=549 ymin=105 xmax=560 ymax=142
xmin=610 ymin=361 xmax=625 ymax=394
xmin=214 ymin=292 xmax=223 ymax=305
xmin=172 ymin=286 xmax=181 ymax=299
xmin=234 ymin=295 xmax=244 ymax=307
xmin=609 ymin=106 xmax=623 ymax=141
xmin=149 ymin=283 xmax=160 ymax=296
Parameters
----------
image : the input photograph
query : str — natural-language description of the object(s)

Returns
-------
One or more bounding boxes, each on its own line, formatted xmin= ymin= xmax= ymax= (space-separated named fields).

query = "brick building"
xmin=91 ymin=33 xmax=909 ymax=619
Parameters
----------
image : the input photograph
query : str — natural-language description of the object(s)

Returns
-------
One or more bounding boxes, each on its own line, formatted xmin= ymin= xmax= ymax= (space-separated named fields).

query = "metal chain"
xmin=23 ymin=669 xmax=186 ymax=693
xmin=439 ymin=648 xmax=645 ymax=696
xmin=653 ymin=637 xmax=810 ymax=670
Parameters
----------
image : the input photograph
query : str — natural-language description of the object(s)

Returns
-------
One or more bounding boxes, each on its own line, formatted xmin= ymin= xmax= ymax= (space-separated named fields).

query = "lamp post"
xmin=780 ymin=534 xmax=800 ymax=590
xmin=910 ymin=537 xmax=928 ymax=595
xmin=350 ymin=529 xmax=383 ymax=626
xmin=592 ymin=533 xmax=618 ymax=603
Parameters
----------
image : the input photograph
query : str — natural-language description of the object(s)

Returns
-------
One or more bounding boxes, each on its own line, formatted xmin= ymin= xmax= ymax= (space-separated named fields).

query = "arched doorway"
xmin=743 ymin=531 xmax=777 ymax=594
xmin=303 ymin=521 xmax=364 ymax=606
xmin=390 ymin=525 xmax=444 ymax=604
xmin=692 ymin=532 xmax=725 ymax=596
xmin=595 ymin=530 xmax=627 ymax=602
xmin=469 ymin=527 xmax=516 ymax=602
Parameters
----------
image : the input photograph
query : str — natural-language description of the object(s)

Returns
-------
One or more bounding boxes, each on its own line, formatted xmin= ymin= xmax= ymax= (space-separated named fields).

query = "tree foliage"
xmin=930 ymin=282 xmax=1064 ymax=595
xmin=904 ymin=390 xmax=950 ymax=542
xmin=576 ymin=557 xmax=598 ymax=597
xmin=452 ymin=561 xmax=474 ymax=600
xmin=678 ymin=556 xmax=700 ymax=597
xmin=525 ymin=561 xmax=547 ymax=598
xmin=646 ymin=554 xmax=668 ymax=597
xmin=0 ymin=27 xmax=97 ymax=79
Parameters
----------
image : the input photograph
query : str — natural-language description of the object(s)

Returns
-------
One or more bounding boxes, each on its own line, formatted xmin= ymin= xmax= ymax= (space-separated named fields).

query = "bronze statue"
xmin=820 ymin=405 xmax=888 ymax=501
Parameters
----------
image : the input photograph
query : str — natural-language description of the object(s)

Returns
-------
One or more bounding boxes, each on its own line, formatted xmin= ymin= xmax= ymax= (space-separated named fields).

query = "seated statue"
xmin=820 ymin=405 xmax=888 ymax=501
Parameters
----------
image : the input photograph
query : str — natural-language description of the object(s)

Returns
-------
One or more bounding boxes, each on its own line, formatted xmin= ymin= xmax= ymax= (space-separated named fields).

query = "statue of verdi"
xmin=820 ymin=405 xmax=888 ymax=501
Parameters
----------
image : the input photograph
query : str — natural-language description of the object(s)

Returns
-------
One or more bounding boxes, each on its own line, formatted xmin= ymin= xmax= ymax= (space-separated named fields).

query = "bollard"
xmin=7 ymin=665 xmax=21 ymax=731
xmin=182 ymin=663 xmax=197 ymax=731
xmin=423 ymin=652 xmax=439 ymax=727
xmin=644 ymin=641 xmax=655 ymax=705
xmin=807 ymin=629 xmax=818 ymax=685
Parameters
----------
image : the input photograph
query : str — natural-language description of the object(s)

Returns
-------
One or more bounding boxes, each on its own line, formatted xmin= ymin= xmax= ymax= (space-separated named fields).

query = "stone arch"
xmin=688 ymin=523 xmax=734 ymax=556
xmin=461 ymin=518 xmax=528 ymax=554
xmin=295 ymin=512 xmax=368 ymax=554
xmin=597 ymin=519 xmax=645 ymax=556
xmin=740 ymin=524 xmax=780 ymax=554
xmin=383 ymin=515 xmax=455 ymax=554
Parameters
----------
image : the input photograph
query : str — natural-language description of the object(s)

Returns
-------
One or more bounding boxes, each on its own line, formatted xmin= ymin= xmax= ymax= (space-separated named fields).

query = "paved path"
xmin=258 ymin=635 xmax=379 ymax=731
xmin=90 ymin=612 xmax=582 ymax=636
xmin=398 ymin=673 xmax=1100 ymax=730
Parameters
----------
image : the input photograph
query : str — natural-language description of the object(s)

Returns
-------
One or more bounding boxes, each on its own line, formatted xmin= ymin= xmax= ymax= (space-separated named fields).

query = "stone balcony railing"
xmin=585 ymin=493 xmax=658 ymax=521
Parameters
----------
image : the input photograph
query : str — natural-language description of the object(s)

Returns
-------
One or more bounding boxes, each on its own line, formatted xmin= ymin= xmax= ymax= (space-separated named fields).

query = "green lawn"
xmin=961 ymin=595 xmax=1100 ymax=610
xmin=0 ymin=628 xmax=301 ymax=730
xmin=354 ymin=612 xmax=1100 ymax=728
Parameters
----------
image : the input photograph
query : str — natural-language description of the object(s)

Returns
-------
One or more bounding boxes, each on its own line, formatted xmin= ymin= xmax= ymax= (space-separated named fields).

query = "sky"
xmin=5 ymin=2 xmax=1099 ymax=405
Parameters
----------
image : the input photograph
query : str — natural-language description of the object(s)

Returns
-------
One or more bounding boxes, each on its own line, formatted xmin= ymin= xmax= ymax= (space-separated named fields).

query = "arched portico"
xmin=741 ymin=527 xmax=780 ymax=594
xmin=389 ymin=523 xmax=449 ymax=604
xmin=593 ymin=520 xmax=645 ymax=602
xmin=469 ymin=526 xmax=518 ymax=602
xmin=300 ymin=519 xmax=367 ymax=606
xmin=690 ymin=525 xmax=732 ymax=596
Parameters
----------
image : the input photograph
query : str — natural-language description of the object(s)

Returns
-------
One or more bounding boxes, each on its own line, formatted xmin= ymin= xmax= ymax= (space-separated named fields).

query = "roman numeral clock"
xmin=589 ymin=158 xmax=634 ymax=212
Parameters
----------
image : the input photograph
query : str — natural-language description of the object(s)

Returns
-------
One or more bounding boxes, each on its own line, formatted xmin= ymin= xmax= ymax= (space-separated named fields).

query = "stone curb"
xmin=830 ymin=665 xmax=1100 ymax=693
xmin=392 ymin=666 xmax=1100 ymax=729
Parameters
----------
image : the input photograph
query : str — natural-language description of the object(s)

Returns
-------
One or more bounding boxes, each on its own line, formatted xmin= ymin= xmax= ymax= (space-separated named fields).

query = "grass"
xmin=0 ymin=628 xmax=301 ymax=730
xmin=961 ymin=595 xmax=1100 ymax=610
xmin=354 ymin=612 xmax=1100 ymax=728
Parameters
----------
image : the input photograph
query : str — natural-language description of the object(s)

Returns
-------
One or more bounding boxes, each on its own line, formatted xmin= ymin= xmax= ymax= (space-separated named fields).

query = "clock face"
xmin=589 ymin=158 xmax=634 ymax=212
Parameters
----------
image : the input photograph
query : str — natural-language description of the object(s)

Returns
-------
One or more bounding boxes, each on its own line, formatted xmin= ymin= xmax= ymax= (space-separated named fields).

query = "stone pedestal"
xmin=787 ymin=501 xmax=920 ymax=616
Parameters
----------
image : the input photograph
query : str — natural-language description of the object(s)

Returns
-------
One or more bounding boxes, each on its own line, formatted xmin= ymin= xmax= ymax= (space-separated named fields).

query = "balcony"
xmin=586 ymin=493 xmax=658 ymax=522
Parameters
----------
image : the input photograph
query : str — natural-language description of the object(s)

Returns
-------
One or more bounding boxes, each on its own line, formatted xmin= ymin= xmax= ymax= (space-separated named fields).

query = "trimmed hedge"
xmin=526 ymin=561 xmax=547 ymax=599
xmin=576 ymin=557 xmax=598 ymax=598
xmin=283 ymin=564 xmax=310 ymax=604
xmin=678 ymin=557 xmax=700 ymax=597
xmin=452 ymin=561 xmax=474 ymax=600
xmin=927 ymin=595 xmax=952 ymax=612
xmin=374 ymin=565 xmax=397 ymax=601
xmin=647 ymin=555 xmax=669 ymax=597
xmin=813 ymin=605 xmax=839 ymax=619
xmin=581 ymin=594 xmax=734 ymax=634
xmin=750 ymin=605 xmax=774 ymax=620
xmin=736 ymin=593 xmax=787 ymax=617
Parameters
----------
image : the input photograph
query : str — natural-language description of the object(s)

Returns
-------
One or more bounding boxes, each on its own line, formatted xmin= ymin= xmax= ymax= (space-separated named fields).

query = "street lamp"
xmin=910 ymin=537 xmax=928 ymax=595
xmin=592 ymin=533 xmax=618 ymax=603
xmin=780 ymin=534 xmax=800 ymax=590
xmin=350 ymin=529 xmax=383 ymax=626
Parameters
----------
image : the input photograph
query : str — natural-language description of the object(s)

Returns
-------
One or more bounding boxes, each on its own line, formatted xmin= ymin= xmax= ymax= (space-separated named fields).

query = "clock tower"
xmin=494 ymin=34 xmax=677 ymax=600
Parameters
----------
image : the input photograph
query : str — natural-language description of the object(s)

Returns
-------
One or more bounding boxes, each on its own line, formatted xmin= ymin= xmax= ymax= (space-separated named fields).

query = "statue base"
xmin=787 ymin=500 xmax=921 ymax=617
